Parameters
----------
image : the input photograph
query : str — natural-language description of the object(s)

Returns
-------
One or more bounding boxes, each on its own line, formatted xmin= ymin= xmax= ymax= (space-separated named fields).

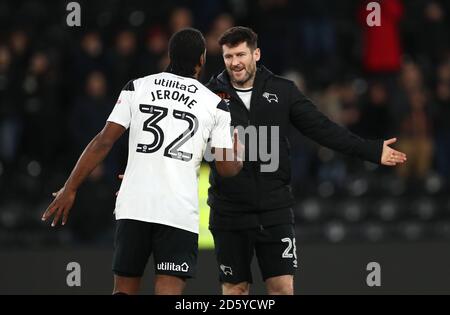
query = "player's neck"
xmin=192 ymin=64 xmax=203 ymax=80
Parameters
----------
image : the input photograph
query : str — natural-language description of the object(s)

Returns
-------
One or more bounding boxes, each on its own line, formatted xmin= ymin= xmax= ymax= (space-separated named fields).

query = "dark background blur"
xmin=0 ymin=0 xmax=450 ymax=294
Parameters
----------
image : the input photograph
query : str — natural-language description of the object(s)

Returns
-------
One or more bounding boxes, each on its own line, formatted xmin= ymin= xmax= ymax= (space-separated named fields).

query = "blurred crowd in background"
xmin=0 ymin=0 xmax=450 ymax=247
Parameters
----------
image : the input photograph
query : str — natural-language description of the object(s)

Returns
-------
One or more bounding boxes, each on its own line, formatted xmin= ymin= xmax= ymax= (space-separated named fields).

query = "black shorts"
xmin=210 ymin=224 xmax=297 ymax=284
xmin=112 ymin=219 xmax=198 ymax=279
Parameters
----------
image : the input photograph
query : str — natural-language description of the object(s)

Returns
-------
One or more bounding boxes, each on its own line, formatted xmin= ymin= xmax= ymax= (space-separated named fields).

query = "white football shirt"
xmin=107 ymin=72 xmax=233 ymax=233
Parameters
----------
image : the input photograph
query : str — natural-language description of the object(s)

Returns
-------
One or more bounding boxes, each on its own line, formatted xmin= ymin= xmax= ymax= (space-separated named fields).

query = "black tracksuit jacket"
xmin=206 ymin=66 xmax=383 ymax=230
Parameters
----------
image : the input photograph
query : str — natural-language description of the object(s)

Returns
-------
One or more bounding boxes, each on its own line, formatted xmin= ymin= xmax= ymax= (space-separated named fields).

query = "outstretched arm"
xmin=289 ymin=82 xmax=407 ymax=165
xmin=42 ymin=122 xmax=126 ymax=227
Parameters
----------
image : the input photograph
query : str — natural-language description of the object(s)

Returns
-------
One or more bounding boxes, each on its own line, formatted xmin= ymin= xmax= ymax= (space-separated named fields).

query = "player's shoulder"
xmin=177 ymin=76 xmax=222 ymax=107
xmin=128 ymin=73 xmax=162 ymax=90
xmin=125 ymin=72 xmax=174 ymax=89
xmin=195 ymin=80 xmax=221 ymax=102
xmin=120 ymin=76 xmax=146 ymax=92
xmin=121 ymin=79 xmax=136 ymax=91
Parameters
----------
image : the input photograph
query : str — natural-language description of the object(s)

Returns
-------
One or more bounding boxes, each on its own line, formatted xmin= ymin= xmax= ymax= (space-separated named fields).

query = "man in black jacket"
xmin=206 ymin=26 xmax=407 ymax=295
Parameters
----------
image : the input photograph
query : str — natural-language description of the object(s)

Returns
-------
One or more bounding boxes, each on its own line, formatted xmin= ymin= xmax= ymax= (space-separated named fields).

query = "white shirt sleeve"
xmin=107 ymin=80 xmax=134 ymax=129
xmin=211 ymin=100 xmax=233 ymax=149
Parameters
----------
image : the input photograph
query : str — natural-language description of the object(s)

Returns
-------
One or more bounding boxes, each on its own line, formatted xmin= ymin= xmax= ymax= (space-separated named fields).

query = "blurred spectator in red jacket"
xmin=359 ymin=0 xmax=404 ymax=74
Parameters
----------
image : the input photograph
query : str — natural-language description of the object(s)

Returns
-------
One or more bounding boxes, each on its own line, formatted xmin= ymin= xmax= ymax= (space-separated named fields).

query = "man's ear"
xmin=200 ymin=52 xmax=206 ymax=67
xmin=254 ymin=48 xmax=261 ymax=62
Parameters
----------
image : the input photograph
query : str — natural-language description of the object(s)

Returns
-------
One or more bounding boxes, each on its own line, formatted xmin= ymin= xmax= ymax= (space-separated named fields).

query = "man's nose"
xmin=231 ymin=56 xmax=239 ymax=66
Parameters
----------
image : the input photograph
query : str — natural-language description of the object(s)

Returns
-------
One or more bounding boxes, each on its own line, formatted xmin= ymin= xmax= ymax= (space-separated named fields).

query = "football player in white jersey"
xmin=42 ymin=28 xmax=243 ymax=295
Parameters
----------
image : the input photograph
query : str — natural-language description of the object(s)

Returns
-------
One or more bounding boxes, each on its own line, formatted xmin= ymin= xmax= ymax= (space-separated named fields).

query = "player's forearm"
xmin=228 ymin=160 xmax=243 ymax=177
xmin=215 ymin=160 xmax=243 ymax=177
xmin=214 ymin=148 xmax=243 ymax=177
xmin=64 ymin=133 xmax=114 ymax=192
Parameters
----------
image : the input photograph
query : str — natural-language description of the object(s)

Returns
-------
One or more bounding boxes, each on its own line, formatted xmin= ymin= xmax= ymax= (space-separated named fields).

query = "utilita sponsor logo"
xmin=157 ymin=262 xmax=189 ymax=273
xmin=154 ymin=79 xmax=198 ymax=93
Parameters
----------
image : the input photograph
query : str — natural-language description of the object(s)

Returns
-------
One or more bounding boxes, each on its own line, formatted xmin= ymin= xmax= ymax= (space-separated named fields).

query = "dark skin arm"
xmin=214 ymin=148 xmax=242 ymax=177
xmin=213 ymin=129 xmax=243 ymax=177
xmin=42 ymin=122 xmax=126 ymax=227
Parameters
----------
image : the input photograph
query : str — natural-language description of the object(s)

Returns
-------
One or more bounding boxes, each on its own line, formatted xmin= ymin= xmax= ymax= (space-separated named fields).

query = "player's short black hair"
xmin=218 ymin=26 xmax=258 ymax=50
xmin=166 ymin=28 xmax=206 ymax=77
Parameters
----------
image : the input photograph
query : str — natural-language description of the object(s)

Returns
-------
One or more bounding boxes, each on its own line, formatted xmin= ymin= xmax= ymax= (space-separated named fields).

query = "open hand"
xmin=42 ymin=187 xmax=77 ymax=227
xmin=381 ymin=138 xmax=407 ymax=166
